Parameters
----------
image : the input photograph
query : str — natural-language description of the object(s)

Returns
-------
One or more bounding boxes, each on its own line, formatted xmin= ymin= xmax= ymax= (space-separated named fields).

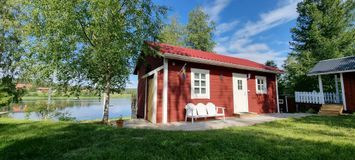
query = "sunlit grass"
xmin=1 ymin=115 xmax=354 ymax=160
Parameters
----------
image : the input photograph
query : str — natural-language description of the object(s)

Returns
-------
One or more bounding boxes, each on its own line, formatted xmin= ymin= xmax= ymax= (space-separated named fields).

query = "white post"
xmin=285 ymin=96 xmax=288 ymax=113
xmin=275 ymin=75 xmax=280 ymax=113
xmin=318 ymin=75 xmax=324 ymax=104
xmin=340 ymin=73 xmax=347 ymax=111
xmin=334 ymin=74 xmax=339 ymax=103
xmin=144 ymin=78 xmax=147 ymax=119
xmin=162 ymin=58 xmax=168 ymax=124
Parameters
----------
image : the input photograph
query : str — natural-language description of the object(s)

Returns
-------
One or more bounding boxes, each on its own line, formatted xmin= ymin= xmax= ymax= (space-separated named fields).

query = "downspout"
xmin=275 ymin=75 xmax=280 ymax=113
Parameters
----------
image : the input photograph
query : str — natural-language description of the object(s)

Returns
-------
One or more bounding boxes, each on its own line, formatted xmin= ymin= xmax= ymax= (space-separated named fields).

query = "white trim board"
xmin=141 ymin=65 xmax=164 ymax=79
xmin=275 ymin=75 xmax=280 ymax=113
xmin=152 ymin=73 xmax=158 ymax=123
xmin=162 ymin=58 xmax=168 ymax=123
xmin=340 ymin=73 xmax=347 ymax=111
xmin=308 ymin=69 xmax=355 ymax=76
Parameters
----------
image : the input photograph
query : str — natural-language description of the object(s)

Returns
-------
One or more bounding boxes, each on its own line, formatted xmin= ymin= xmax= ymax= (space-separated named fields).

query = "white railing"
xmin=295 ymin=91 xmax=339 ymax=104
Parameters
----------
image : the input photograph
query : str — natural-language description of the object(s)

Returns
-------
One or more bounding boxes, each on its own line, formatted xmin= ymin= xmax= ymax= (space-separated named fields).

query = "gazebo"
xmin=305 ymin=56 xmax=355 ymax=113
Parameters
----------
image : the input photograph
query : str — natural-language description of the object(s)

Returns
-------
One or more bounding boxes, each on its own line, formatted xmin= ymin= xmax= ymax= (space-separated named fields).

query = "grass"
xmin=0 ymin=115 xmax=354 ymax=160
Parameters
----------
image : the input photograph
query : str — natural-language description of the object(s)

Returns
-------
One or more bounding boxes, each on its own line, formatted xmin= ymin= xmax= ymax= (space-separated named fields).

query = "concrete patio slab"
xmin=121 ymin=113 xmax=312 ymax=131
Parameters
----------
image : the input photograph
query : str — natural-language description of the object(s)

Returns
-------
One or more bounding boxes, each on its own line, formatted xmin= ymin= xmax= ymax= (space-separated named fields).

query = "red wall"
xmin=344 ymin=72 xmax=355 ymax=112
xmin=164 ymin=60 xmax=277 ymax=122
xmin=136 ymin=56 xmax=163 ymax=119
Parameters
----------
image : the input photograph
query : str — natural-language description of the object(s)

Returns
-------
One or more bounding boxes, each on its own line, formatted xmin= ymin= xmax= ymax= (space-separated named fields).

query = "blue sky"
xmin=126 ymin=0 xmax=300 ymax=88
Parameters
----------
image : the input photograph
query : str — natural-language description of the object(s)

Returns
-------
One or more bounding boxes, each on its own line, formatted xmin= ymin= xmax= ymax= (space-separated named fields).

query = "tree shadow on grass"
xmin=0 ymin=119 xmax=354 ymax=160
xmin=295 ymin=115 xmax=355 ymax=129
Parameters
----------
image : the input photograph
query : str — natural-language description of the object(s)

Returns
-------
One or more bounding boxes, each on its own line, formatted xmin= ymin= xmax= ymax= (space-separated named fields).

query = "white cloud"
xmin=212 ymin=0 xmax=300 ymax=68
xmin=204 ymin=0 xmax=230 ymax=22
xmin=215 ymin=20 xmax=239 ymax=35
xmin=233 ymin=0 xmax=299 ymax=39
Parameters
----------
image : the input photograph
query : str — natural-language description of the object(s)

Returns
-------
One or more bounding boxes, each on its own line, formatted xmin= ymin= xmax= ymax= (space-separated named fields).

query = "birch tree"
xmin=25 ymin=0 xmax=166 ymax=123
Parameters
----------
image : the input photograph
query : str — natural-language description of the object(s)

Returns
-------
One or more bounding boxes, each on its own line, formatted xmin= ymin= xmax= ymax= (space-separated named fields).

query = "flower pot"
xmin=116 ymin=120 xmax=124 ymax=127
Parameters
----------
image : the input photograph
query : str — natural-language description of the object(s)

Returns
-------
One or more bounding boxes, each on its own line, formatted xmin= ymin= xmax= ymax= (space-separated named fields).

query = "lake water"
xmin=8 ymin=98 xmax=132 ymax=121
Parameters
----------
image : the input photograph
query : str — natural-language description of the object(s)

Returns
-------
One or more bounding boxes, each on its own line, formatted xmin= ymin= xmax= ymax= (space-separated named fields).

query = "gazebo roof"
xmin=308 ymin=56 xmax=355 ymax=76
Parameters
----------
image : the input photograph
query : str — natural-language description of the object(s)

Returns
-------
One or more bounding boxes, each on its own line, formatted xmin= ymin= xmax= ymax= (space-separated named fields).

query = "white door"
xmin=233 ymin=73 xmax=249 ymax=113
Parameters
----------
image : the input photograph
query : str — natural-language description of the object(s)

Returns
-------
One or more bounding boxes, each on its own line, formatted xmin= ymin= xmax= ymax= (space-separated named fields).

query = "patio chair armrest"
xmin=215 ymin=106 xmax=225 ymax=114
xmin=216 ymin=106 xmax=225 ymax=110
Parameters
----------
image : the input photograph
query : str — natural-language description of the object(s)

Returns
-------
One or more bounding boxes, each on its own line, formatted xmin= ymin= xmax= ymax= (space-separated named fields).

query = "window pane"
xmin=194 ymin=88 xmax=200 ymax=94
xmin=194 ymin=80 xmax=200 ymax=86
xmin=258 ymin=85 xmax=261 ymax=91
xmin=201 ymin=74 xmax=206 ymax=79
xmin=201 ymin=80 xmax=206 ymax=86
xmin=201 ymin=88 xmax=206 ymax=94
xmin=257 ymin=79 xmax=260 ymax=85
xmin=237 ymin=80 xmax=242 ymax=90
xmin=194 ymin=73 xmax=199 ymax=79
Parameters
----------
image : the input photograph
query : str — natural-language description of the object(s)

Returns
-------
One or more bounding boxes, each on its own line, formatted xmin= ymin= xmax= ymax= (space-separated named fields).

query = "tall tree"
xmin=265 ymin=60 xmax=277 ymax=68
xmin=284 ymin=0 xmax=354 ymax=93
xmin=0 ymin=0 xmax=25 ymax=107
xmin=159 ymin=16 xmax=185 ymax=46
xmin=186 ymin=7 xmax=215 ymax=52
xmin=25 ymin=0 xmax=166 ymax=123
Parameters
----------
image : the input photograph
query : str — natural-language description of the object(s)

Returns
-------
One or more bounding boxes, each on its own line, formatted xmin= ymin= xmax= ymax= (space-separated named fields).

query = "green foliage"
xmin=186 ymin=7 xmax=216 ymax=52
xmin=0 ymin=116 xmax=354 ymax=159
xmin=265 ymin=60 xmax=277 ymax=68
xmin=0 ymin=77 xmax=24 ymax=107
xmin=0 ymin=0 xmax=26 ymax=108
xmin=23 ymin=0 xmax=167 ymax=122
xmin=306 ymin=108 xmax=317 ymax=114
xmin=159 ymin=16 xmax=185 ymax=46
xmin=284 ymin=0 xmax=355 ymax=93
xmin=0 ymin=0 xmax=25 ymax=77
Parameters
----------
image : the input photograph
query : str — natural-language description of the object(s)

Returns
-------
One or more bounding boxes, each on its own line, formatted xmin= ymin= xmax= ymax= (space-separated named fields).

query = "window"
xmin=255 ymin=76 xmax=267 ymax=94
xmin=191 ymin=68 xmax=210 ymax=99
xmin=237 ymin=80 xmax=243 ymax=90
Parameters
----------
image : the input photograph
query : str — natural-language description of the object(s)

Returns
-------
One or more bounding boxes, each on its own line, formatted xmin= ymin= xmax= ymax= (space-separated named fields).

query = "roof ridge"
xmin=155 ymin=42 xmax=277 ymax=69
xmin=317 ymin=55 xmax=355 ymax=62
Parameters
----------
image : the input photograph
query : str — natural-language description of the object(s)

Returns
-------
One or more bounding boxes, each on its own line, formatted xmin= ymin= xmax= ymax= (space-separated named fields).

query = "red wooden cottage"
xmin=134 ymin=42 xmax=283 ymax=123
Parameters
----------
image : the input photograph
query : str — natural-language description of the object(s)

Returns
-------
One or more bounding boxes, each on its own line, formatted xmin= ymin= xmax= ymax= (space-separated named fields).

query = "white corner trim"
xmin=190 ymin=68 xmax=210 ymax=99
xmin=144 ymin=78 xmax=147 ymax=119
xmin=275 ymin=75 xmax=280 ymax=113
xmin=162 ymin=58 xmax=168 ymax=124
xmin=152 ymin=72 xmax=158 ymax=123
xmin=340 ymin=73 xmax=347 ymax=111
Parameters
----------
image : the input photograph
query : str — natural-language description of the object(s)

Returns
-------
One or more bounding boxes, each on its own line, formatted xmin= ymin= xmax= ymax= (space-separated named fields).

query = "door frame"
xmin=145 ymin=72 xmax=158 ymax=123
xmin=232 ymin=73 xmax=249 ymax=113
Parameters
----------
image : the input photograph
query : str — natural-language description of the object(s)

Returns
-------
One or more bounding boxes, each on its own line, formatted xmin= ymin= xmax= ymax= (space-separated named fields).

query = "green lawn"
xmin=1 ymin=115 xmax=354 ymax=160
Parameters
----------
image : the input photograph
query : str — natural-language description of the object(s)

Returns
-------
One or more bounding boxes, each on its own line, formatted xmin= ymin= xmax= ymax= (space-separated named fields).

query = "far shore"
xmin=22 ymin=93 xmax=132 ymax=100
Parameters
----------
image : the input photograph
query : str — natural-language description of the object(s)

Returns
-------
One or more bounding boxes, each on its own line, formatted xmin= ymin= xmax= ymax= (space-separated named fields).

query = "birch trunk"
xmin=102 ymin=80 xmax=111 ymax=124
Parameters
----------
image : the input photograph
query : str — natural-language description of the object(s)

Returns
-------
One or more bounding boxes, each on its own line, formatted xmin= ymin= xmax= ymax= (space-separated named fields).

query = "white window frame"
xmin=191 ymin=68 xmax=210 ymax=99
xmin=255 ymin=76 xmax=267 ymax=94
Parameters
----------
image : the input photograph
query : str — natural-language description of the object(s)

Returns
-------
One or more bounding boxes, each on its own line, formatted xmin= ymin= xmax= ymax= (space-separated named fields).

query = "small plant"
xmin=306 ymin=108 xmax=316 ymax=114
xmin=116 ymin=115 xmax=124 ymax=127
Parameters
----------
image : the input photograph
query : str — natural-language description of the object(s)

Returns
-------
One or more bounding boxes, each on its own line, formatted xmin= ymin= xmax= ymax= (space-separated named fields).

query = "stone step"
xmin=318 ymin=104 xmax=343 ymax=116
xmin=234 ymin=112 xmax=257 ymax=118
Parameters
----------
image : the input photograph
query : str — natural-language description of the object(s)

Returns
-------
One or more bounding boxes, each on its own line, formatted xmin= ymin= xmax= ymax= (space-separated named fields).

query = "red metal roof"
xmin=148 ymin=42 xmax=283 ymax=73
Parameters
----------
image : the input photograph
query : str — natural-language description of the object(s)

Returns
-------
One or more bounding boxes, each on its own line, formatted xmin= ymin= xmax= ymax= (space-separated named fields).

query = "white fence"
xmin=295 ymin=91 xmax=339 ymax=104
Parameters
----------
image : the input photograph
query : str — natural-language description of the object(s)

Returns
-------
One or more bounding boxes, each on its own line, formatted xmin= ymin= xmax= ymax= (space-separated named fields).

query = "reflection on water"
xmin=9 ymin=98 xmax=131 ymax=121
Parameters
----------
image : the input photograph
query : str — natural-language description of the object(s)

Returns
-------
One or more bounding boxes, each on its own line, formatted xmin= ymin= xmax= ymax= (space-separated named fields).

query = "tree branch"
xmin=77 ymin=19 xmax=96 ymax=47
